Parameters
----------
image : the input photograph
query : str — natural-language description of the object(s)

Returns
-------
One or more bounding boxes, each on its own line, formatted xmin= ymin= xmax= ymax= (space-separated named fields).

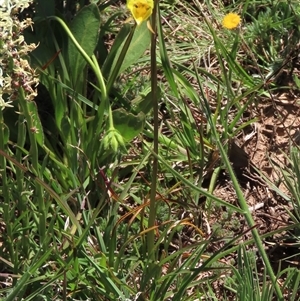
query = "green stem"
xmin=108 ymin=105 xmax=114 ymax=130
xmin=45 ymin=16 xmax=107 ymax=101
xmin=148 ymin=2 xmax=158 ymax=261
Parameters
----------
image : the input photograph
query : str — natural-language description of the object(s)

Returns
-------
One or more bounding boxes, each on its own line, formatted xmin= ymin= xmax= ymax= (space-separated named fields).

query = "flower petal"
xmin=222 ymin=13 xmax=241 ymax=30
xmin=127 ymin=0 xmax=154 ymax=25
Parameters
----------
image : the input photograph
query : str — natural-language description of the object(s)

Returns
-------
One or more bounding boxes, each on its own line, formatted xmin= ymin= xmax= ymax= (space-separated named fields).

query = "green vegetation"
xmin=1 ymin=0 xmax=300 ymax=300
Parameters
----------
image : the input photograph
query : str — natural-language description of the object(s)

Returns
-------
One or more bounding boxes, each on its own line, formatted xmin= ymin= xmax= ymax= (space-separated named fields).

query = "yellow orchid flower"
xmin=126 ymin=0 xmax=154 ymax=26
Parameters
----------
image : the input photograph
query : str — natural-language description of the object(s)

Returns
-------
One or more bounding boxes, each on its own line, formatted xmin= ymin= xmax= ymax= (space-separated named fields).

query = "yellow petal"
xmin=222 ymin=13 xmax=241 ymax=30
xmin=127 ymin=0 xmax=154 ymax=25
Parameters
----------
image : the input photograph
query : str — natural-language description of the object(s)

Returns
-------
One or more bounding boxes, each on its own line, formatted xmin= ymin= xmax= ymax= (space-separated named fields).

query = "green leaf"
xmin=0 ymin=122 xmax=9 ymax=145
xmin=157 ymin=8 xmax=179 ymax=99
xmin=103 ymin=22 xmax=151 ymax=80
xmin=293 ymin=74 xmax=300 ymax=89
xmin=67 ymin=3 xmax=100 ymax=86
xmin=132 ymin=88 xmax=161 ymax=115
xmin=113 ymin=108 xmax=145 ymax=142
xmin=102 ymin=24 xmax=131 ymax=79
xmin=119 ymin=22 xmax=151 ymax=73
xmin=27 ymin=101 xmax=44 ymax=147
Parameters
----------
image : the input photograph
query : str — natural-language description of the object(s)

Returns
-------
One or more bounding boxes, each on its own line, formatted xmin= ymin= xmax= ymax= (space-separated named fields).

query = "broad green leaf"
xmin=119 ymin=22 xmax=151 ymax=74
xmin=67 ymin=3 xmax=100 ymax=86
xmin=103 ymin=22 xmax=151 ymax=80
xmin=113 ymin=109 xmax=145 ymax=142
xmin=132 ymin=88 xmax=160 ymax=115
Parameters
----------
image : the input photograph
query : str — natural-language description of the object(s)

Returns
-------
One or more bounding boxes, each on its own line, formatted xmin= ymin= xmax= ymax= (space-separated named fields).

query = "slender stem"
xmin=108 ymin=105 xmax=114 ymax=130
xmin=147 ymin=1 xmax=158 ymax=260
xmin=45 ymin=16 xmax=107 ymax=101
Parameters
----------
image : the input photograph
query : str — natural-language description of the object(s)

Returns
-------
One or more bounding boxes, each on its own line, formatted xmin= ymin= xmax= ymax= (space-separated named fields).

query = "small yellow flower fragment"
xmin=222 ymin=13 xmax=241 ymax=30
xmin=127 ymin=0 xmax=154 ymax=26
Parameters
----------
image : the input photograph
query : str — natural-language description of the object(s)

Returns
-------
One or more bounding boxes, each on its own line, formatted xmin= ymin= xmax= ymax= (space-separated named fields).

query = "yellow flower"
xmin=222 ymin=13 xmax=241 ymax=30
xmin=126 ymin=0 xmax=154 ymax=26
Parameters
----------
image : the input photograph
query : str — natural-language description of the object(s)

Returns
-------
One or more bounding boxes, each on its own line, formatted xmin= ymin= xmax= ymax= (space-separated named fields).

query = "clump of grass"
xmin=1 ymin=0 xmax=300 ymax=300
